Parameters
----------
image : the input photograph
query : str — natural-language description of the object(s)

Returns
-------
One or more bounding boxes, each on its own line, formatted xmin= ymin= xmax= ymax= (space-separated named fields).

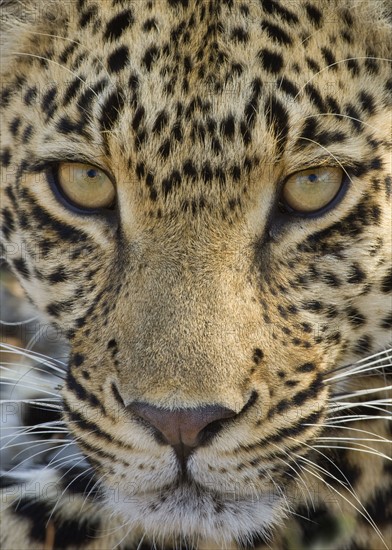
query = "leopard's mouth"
xmin=102 ymin=477 xmax=285 ymax=545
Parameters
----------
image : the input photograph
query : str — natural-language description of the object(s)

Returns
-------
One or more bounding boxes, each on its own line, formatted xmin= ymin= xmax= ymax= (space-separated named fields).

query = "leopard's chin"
xmin=104 ymin=481 xmax=285 ymax=545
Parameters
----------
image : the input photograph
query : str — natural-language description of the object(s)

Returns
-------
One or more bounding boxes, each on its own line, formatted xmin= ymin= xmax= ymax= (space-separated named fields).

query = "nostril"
xmin=128 ymin=402 xmax=237 ymax=449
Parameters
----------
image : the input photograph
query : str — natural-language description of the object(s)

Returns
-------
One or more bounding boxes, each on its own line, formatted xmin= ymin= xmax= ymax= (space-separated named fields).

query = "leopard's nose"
xmin=129 ymin=402 xmax=237 ymax=454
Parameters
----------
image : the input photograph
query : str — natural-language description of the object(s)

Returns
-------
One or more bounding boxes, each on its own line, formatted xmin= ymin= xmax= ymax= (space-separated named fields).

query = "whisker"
xmin=46 ymin=457 xmax=95 ymax=526
xmin=1 ymin=343 xmax=67 ymax=371
xmin=324 ymin=348 xmax=392 ymax=376
xmin=0 ymin=381 xmax=60 ymax=397
xmin=0 ymin=316 xmax=39 ymax=326
xmin=294 ymin=455 xmax=386 ymax=547
xmin=312 ymin=444 xmax=391 ymax=461
xmin=330 ymin=385 xmax=392 ymax=401
xmin=299 ymin=113 xmax=380 ymax=132
xmin=9 ymin=52 xmax=100 ymax=100
xmin=293 ymin=56 xmax=392 ymax=102
xmin=305 ymin=422 xmax=391 ymax=440
xmin=10 ymin=29 xmax=115 ymax=87
xmin=329 ymin=398 xmax=391 ymax=414
xmin=324 ymin=413 xmax=391 ymax=423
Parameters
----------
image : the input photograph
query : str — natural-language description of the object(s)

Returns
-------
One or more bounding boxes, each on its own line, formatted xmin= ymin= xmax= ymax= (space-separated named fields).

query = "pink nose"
xmin=129 ymin=402 xmax=237 ymax=456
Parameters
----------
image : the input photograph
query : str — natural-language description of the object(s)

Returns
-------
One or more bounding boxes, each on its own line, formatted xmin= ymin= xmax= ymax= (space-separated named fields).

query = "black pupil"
xmin=86 ymin=169 xmax=97 ymax=178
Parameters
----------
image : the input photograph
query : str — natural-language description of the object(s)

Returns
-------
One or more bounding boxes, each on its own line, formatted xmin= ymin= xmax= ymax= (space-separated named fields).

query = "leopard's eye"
xmin=281 ymin=166 xmax=344 ymax=214
xmin=56 ymin=162 xmax=115 ymax=210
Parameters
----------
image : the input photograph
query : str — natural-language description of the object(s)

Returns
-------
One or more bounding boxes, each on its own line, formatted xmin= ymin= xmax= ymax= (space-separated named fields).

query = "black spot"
xmin=76 ymin=88 xmax=95 ymax=112
xmin=9 ymin=116 xmax=21 ymax=136
xmin=260 ymin=20 xmax=292 ymax=46
xmin=153 ymin=110 xmax=169 ymax=134
xmin=304 ymin=83 xmax=325 ymax=112
xmin=296 ymin=362 xmax=316 ymax=373
xmin=346 ymin=306 xmax=366 ymax=327
xmin=24 ymin=86 xmax=38 ymax=105
xmin=0 ymin=148 xmax=12 ymax=167
xmin=99 ymin=89 xmax=125 ymax=131
xmin=354 ymin=335 xmax=372 ymax=354
xmin=59 ymin=42 xmax=78 ymax=64
xmin=171 ymin=122 xmax=183 ymax=142
xmin=258 ymin=48 xmax=284 ymax=74
xmin=365 ymin=55 xmax=379 ymax=75
xmin=244 ymin=78 xmax=262 ymax=131
xmin=167 ymin=0 xmax=189 ymax=7
xmin=298 ymin=117 xmax=318 ymax=144
xmin=183 ymin=160 xmax=197 ymax=180
xmin=142 ymin=46 xmax=160 ymax=71
xmin=345 ymin=104 xmax=363 ymax=132
xmin=63 ymin=78 xmax=84 ymax=106
xmin=291 ymin=373 xmax=323 ymax=406
xmin=221 ymin=115 xmax=235 ymax=139
xmin=347 ymin=263 xmax=366 ymax=284
xmin=260 ymin=0 xmax=299 ymax=24
xmin=323 ymin=272 xmax=341 ymax=287
xmin=358 ymin=91 xmax=376 ymax=115
xmin=66 ymin=373 xmax=101 ymax=409
xmin=1 ymin=207 xmax=15 ymax=239
xmin=346 ymin=58 xmax=360 ymax=76
xmin=342 ymin=9 xmax=353 ymax=26
xmin=285 ymin=380 xmax=299 ymax=388
xmin=22 ymin=124 xmax=34 ymax=144
xmin=48 ymin=267 xmax=67 ymax=283
xmin=104 ymin=10 xmax=134 ymax=41
xmin=13 ymin=257 xmax=30 ymax=279
xmin=385 ymin=77 xmax=392 ymax=96
xmin=143 ymin=18 xmax=158 ymax=32
xmin=56 ymin=116 xmax=85 ymax=135
xmin=162 ymin=170 xmax=182 ymax=196
xmin=53 ymin=517 xmax=101 ymax=548
xmin=263 ymin=409 xmax=323 ymax=445
xmin=158 ymin=138 xmax=171 ymax=159
xmin=295 ymin=504 xmax=340 ymax=546
xmin=302 ymin=299 xmax=323 ymax=312
xmin=80 ymin=6 xmax=98 ymax=27
xmin=306 ymin=56 xmax=320 ymax=73
xmin=73 ymin=353 xmax=85 ymax=367
xmin=107 ymin=45 xmax=129 ymax=73
xmin=380 ymin=270 xmax=392 ymax=293
xmin=253 ymin=348 xmax=264 ymax=365
xmin=264 ymin=96 xmax=289 ymax=155
xmin=326 ymin=95 xmax=340 ymax=115
xmin=132 ymin=106 xmax=146 ymax=131
xmin=278 ymin=76 xmax=299 ymax=98
xmin=301 ymin=322 xmax=313 ymax=333
xmin=321 ymin=47 xmax=336 ymax=69
xmin=202 ymin=162 xmax=213 ymax=183
xmin=107 ymin=338 xmax=117 ymax=349
xmin=58 ymin=466 xmax=103 ymax=500
xmin=13 ymin=498 xmax=50 ymax=541
xmin=231 ymin=27 xmax=248 ymax=43
xmin=305 ymin=3 xmax=323 ymax=27
xmin=381 ymin=312 xmax=392 ymax=329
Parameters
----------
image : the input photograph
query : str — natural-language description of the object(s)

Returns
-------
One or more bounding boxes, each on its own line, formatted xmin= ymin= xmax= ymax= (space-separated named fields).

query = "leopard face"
xmin=1 ymin=0 xmax=391 ymax=547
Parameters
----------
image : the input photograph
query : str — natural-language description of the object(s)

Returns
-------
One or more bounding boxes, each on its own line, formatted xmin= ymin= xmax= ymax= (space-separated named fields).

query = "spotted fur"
xmin=0 ymin=0 xmax=391 ymax=548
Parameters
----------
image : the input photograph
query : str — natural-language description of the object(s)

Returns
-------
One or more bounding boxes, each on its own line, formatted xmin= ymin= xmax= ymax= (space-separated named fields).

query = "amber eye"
xmin=56 ymin=162 xmax=115 ymax=210
xmin=281 ymin=166 xmax=344 ymax=214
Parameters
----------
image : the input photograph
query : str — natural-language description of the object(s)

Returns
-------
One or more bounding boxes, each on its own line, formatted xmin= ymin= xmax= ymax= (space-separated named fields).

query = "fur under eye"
xmin=281 ymin=166 xmax=344 ymax=214
xmin=56 ymin=162 xmax=115 ymax=210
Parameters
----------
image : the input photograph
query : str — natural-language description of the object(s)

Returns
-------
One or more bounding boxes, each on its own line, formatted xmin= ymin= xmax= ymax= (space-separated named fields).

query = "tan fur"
xmin=0 ymin=0 xmax=391 ymax=548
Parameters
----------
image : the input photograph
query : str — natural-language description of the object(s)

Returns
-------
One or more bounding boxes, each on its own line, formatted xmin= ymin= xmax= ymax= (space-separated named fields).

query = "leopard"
xmin=0 ymin=0 xmax=391 ymax=548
